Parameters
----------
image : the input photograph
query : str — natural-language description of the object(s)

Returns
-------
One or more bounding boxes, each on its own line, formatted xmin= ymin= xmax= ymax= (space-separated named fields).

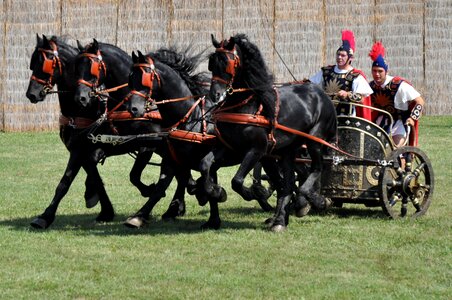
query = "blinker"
xmin=90 ymin=60 xmax=100 ymax=78
xmin=142 ymin=71 xmax=153 ymax=88
xmin=42 ymin=57 xmax=55 ymax=75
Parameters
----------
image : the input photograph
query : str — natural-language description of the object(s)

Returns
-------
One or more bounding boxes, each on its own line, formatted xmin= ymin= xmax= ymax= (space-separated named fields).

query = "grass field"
xmin=0 ymin=116 xmax=450 ymax=299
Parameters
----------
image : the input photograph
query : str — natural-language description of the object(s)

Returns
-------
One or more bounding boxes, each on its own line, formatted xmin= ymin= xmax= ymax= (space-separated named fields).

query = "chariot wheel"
xmin=379 ymin=146 xmax=434 ymax=218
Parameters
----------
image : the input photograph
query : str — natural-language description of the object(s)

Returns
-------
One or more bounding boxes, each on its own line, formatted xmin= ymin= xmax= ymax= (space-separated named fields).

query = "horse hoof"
xmin=270 ymin=224 xmax=286 ymax=232
xmin=295 ymin=202 xmax=311 ymax=218
xmin=124 ymin=216 xmax=147 ymax=228
xmin=85 ymin=194 xmax=99 ymax=208
xmin=201 ymin=219 xmax=221 ymax=230
xmin=324 ymin=197 xmax=333 ymax=210
xmin=264 ymin=217 xmax=274 ymax=225
xmin=30 ymin=217 xmax=48 ymax=229
xmin=218 ymin=188 xmax=227 ymax=203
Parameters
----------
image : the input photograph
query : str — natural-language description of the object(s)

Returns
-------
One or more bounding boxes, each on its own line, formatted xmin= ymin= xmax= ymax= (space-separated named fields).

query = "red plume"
xmin=341 ymin=30 xmax=355 ymax=53
xmin=369 ymin=41 xmax=385 ymax=62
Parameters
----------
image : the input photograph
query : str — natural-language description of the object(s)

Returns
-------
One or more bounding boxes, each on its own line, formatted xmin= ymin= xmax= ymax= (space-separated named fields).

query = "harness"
xmin=30 ymin=40 xmax=63 ymax=92
xmin=76 ymin=51 xmax=107 ymax=89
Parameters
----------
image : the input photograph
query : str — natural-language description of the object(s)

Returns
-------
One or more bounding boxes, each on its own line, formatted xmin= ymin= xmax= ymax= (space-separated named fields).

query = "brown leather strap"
xmin=59 ymin=115 xmax=94 ymax=128
xmin=169 ymin=129 xmax=216 ymax=145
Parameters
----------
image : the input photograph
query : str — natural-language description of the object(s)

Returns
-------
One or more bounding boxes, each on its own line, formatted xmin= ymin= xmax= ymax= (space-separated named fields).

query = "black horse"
xmin=125 ymin=49 xmax=274 ymax=229
xmin=203 ymin=34 xmax=337 ymax=231
xmin=73 ymin=40 xmax=201 ymax=223
xmin=25 ymin=35 xmax=158 ymax=229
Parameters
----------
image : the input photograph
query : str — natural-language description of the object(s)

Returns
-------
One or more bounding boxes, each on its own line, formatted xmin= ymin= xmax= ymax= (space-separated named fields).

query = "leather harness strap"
xmin=59 ymin=115 xmax=95 ymax=128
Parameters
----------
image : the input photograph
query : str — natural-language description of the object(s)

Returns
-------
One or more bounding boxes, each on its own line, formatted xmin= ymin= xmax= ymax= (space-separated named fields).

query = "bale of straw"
xmin=0 ymin=4 xmax=5 ymax=131
xmin=117 ymin=0 xmax=170 ymax=55
xmin=374 ymin=1 xmax=424 ymax=92
xmin=3 ymin=0 xmax=61 ymax=131
xmin=222 ymin=0 xmax=275 ymax=76
xmin=273 ymin=0 xmax=325 ymax=82
xmin=169 ymin=0 xmax=222 ymax=72
xmin=323 ymin=0 xmax=375 ymax=79
xmin=424 ymin=0 xmax=451 ymax=115
xmin=62 ymin=0 xmax=118 ymax=46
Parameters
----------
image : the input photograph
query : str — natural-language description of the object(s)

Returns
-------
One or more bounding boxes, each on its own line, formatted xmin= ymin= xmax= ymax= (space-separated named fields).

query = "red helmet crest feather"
xmin=369 ymin=41 xmax=385 ymax=61
xmin=341 ymin=30 xmax=355 ymax=53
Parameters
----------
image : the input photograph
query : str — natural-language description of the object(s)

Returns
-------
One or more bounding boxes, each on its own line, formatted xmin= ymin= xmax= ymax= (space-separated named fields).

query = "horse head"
xmin=74 ymin=39 xmax=107 ymax=108
xmin=128 ymin=50 xmax=161 ymax=118
xmin=26 ymin=34 xmax=65 ymax=103
xmin=127 ymin=47 xmax=208 ymax=128
xmin=208 ymin=34 xmax=276 ymax=119
xmin=208 ymin=34 xmax=242 ymax=103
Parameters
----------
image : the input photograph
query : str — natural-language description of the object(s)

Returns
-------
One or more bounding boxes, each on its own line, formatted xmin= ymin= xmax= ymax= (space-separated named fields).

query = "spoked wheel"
xmin=379 ymin=146 xmax=434 ymax=218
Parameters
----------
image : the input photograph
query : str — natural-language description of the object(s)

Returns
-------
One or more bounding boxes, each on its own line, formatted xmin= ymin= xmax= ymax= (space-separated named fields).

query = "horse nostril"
xmin=79 ymin=97 xmax=87 ymax=106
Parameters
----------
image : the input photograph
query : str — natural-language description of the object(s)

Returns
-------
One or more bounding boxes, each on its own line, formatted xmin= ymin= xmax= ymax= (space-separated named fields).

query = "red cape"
xmin=351 ymin=68 xmax=372 ymax=121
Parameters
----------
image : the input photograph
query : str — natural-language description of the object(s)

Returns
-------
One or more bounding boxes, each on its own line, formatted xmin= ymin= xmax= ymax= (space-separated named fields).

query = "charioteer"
xmin=310 ymin=30 xmax=373 ymax=119
xmin=368 ymin=41 xmax=425 ymax=147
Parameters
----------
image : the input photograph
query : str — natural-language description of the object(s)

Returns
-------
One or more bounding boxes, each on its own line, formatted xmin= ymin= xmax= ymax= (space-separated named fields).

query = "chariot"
xmin=319 ymin=102 xmax=434 ymax=218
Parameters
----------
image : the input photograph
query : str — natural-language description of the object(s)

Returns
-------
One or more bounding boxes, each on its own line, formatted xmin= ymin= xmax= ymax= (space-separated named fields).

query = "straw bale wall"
xmin=0 ymin=0 xmax=450 ymax=131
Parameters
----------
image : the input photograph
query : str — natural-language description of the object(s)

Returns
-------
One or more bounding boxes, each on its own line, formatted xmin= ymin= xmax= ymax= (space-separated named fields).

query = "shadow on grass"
xmin=0 ymin=203 xmax=389 ymax=235
xmin=0 ymin=207 xmax=269 ymax=236
xmin=316 ymin=206 xmax=388 ymax=219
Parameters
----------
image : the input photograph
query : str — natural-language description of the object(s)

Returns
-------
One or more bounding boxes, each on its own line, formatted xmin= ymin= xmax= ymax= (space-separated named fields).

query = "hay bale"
xmin=62 ymin=0 xmax=118 ymax=46
xmin=424 ymin=0 xmax=452 ymax=115
xmin=274 ymin=0 xmax=324 ymax=82
xmin=170 ymin=0 xmax=222 ymax=72
xmin=374 ymin=1 xmax=424 ymax=91
xmin=3 ymin=0 xmax=61 ymax=131
xmin=0 ymin=3 xmax=5 ymax=131
xmin=116 ymin=0 xmax=170 ymax=54
xmin=223 ymin=0 xmax=275 ymax=76
xmin=324 ymin=0 xmax=375 ymax=78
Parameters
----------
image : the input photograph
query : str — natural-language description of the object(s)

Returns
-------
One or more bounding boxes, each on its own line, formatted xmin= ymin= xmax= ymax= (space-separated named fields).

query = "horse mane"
xmin=226 ymin=34 xmax=276 ymax=118
xmin=149 ymin=46 xmax=210 ymax=97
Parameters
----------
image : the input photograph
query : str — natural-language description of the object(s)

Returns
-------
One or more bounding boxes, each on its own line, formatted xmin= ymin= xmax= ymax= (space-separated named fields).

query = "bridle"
xmin=30 ymin=40 xmax=63 ymax=91
xmin=128 ymin=56 xmax=161 ymax=110
xmin=76 ymin=50 xmax=107 ymax=89
xmin=211 ymin=44 xmax=241 ymax=94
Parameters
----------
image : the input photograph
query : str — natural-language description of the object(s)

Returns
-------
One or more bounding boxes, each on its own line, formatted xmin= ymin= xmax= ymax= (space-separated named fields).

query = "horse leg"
xmin=292 ymin=162 xmax=312 ymax=217
xmin=198 ymin=148 xmax=227 ymax=203
xmin=161 ymin=168 xmax=191 ymax=220
xmin=82 ymin=153 xmax=115 ymax=223
xmin=269 ymin=152 xmax=296 ymax=232
xmin=250 ymin=161 xmax=274 ymax=212
xmin=83 ymin=171 xmax=100 ymax=208
xmin=201 ymin=198 xmax=221 ymax=230
xmin=30 ymin=151 xmax=83 ymax=229
xmin=129 ymin=148 xmax=156 ymax=197
xmin=230 ymin=149 xmax=264 ymax=201
xmin=298 ymin=143 xmax=331 ymax=211
xmin=124 ymin=157 xmax=176 ymax=228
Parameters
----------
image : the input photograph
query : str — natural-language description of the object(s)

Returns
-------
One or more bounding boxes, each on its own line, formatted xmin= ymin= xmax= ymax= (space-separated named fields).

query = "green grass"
xmin=0 ymin=116 xmax=450 ymax=299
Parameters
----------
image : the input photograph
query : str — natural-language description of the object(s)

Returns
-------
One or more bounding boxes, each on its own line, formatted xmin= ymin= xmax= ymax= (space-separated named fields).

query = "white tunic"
xmin=373 ymin=75 xmax=421 ymax=111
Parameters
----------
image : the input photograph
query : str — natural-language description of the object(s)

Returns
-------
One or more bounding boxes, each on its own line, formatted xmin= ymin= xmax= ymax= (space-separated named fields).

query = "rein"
xmin=212 ymin=86 xmax=380 ymax=163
